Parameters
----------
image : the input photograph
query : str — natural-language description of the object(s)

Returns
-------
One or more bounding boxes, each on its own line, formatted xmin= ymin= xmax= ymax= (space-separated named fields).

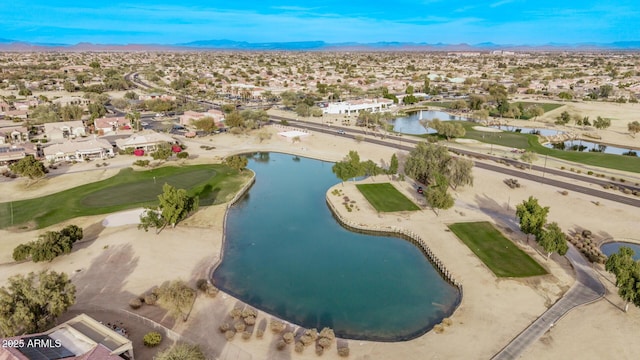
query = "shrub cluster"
xmin=143 ymin=331 xmax=162 ymax=347
xmin=567 ymin=229 xmax=607 ymax=264
xmin=13 ymin=225 xmax=83 ymax=262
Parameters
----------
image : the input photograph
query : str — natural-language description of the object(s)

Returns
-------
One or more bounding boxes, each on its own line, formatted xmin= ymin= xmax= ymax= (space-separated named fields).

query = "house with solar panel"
xmin=0 ymin=313 xmax=134 ymax=360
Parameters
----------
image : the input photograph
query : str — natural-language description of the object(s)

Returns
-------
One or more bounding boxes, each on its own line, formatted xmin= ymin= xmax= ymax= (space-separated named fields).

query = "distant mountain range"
xmin=0 ymin=38 xmax=639 ymax=52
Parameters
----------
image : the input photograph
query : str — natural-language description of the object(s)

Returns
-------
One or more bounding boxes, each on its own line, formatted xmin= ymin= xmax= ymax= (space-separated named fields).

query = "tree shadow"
xmin=71 ymin=243 xmax=140 ymax=309
xmin=72 ymin=221 xmax=106 ymax=251
xmin=473 ymin=193 xmax=521 ymax=233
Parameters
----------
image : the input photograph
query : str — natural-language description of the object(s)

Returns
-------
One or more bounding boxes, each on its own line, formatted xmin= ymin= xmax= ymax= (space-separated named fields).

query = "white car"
xmin=141 ymin=121 xmax=149 ymax=126
xmin=155 ymin=113 xmax=162 ymax=117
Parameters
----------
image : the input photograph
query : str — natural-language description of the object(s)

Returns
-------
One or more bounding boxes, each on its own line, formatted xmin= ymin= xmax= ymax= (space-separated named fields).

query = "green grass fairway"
xmin=448 ymin=222 xmax=547 ymax=278
xmin=356 ymin=183 xmax=420 ymax=212
xmin=0 ymin=164 xmax=251 ymax=229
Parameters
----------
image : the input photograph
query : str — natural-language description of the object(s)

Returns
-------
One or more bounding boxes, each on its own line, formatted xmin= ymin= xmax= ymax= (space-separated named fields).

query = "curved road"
xmin=491 ymin=245 xmax=605 ymax=359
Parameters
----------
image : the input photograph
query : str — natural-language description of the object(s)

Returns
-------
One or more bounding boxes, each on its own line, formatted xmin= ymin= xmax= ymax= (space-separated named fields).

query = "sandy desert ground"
xmin=1 ymin=112 xmax=640 ymax=359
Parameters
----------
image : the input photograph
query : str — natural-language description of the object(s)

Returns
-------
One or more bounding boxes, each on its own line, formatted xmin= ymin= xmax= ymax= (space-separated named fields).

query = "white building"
xmin=43 ymin=138 xmax=114 ymax=162
xmin=323 ymin=98 xmax=394 ymax=115
xmin=115 ymin=130 xmax=176 ymax=151
xmin=43 ymin=121 xmax=87 ymax=141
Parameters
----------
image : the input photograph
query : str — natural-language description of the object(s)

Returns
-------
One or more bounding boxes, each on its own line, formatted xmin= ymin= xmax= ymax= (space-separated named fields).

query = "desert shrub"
xmin=177 ymin=151 xmax=189 ymax=159
xmin=234 ymin=322 xmax=246 ymax=332
xmin=244 ymin=316 xmax=256 ymax=326
xmin=242 ymin=308 xmax=257 ymax=318
xmin=196 ymin=278 xmax=208 ymax=291
xmin=318 ymin=337 xmax=332 ymax=349
xmin=270 ymin=319 xmax=286 ymax=333
xmin=295 ymin=341 xmax=305 ymax=353
xmin=442 ymin=318 xmax=453 ymax=326
xmin=623 ymin=188 xmax=632 ymax=194
xmin=144 ymin=293 xmax=157 ymax=305
xmin=338 ymin=347 xmax=350 ymax=357
xmin=620 ymin=178 xmax=626 ymax=183
xmin=587 ymin=171 xmax=593 ymax=175
xmin=230 ymin=308 xmax=242 ymax=320
xmin=300 ymin=328 xmax=318 ymax=346
xmin=224 ymin=330 xmax=236 ymax=340
xmin=129 ymin=297 xmax=143 ymax=309
xmin=155 ymin=343 xmax=206 ymax=360
xmin=143 ymin=332 xmax=162 ymax=347
xmin=219 ymin=323 xmax=230 ymax=333
xmin=283 ymin=332 xmax=294 ymax=344
xmin=434 ymin=324 xmax=445 ymax=333
xmin=206 ymin=285 xmax=219 ymax=297
xmin=560 ymin=190 xmax=569 ymax=196
xmin=242 ymin=331 xmax=252 ymax=340
xmin=319 ymin=327 xmax=335 ymax=340
xmin=560 ymin=166 xmax=565 ymax=170
xmin=276 ymin=340 xmax=287 ymax=350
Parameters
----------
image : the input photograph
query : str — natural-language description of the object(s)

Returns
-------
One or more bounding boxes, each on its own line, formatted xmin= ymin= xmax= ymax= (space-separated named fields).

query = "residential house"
xmin=94 ymin=116 xmax=131 ymax=135
xmin=179 ymin=109 xmax=225 ymax=128
xmin=0 ymin=143 xmax=36 ymax=165
xmin=115 ymin=130 xmax=176 ymax=151
xmin=43 ymin=137 xmax=114 ymax=162
xmin=323 ymin=98 xmax=394 ymax=115
xmin=44 ymin=121 xmax=86 ymax=142
xmin=0 ymin=126 xmax=29 ymax=144
xmin=0 ymin=313 xmax=134 ymax=360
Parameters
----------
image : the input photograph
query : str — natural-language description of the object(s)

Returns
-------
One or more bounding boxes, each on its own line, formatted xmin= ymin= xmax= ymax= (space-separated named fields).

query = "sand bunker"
xmin=473 ymin=126 xmax=503 ymax=133
xmin=102 ymin=208 xmax=145 ymax=227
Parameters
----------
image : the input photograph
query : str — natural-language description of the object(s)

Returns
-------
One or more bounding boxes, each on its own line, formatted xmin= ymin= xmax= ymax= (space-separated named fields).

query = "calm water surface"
xmin=390 ymin=110 xmax=469 ymax=135
xmin=601 ymin=242 xmax=640 ymax=260
xmin=213 ymin=153 xmax=460 ymax=340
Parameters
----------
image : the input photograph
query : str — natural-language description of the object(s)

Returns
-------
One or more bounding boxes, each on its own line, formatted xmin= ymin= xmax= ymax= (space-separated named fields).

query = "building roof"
xmin=43 ymin=138 xmax=112 ymax=156
xmin=115 ymin=130 xmax=175 ymax=148
xmin=94 ymin=117 xmax=129 ymax=130
xmin=0 ymin=314 xmax=132 ymax=360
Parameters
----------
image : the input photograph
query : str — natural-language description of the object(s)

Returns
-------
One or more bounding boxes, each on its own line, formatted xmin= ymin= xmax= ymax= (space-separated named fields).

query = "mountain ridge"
xmin=0 ymin=39 xmax=638 ymax=52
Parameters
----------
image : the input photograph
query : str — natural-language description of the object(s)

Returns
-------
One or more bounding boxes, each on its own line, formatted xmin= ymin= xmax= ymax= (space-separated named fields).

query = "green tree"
xmin=225 ymin=111 xmax=245 ymax=128
xmin=158 ymin=184 xmax=199 ymax=229
xmin=538 ymin=222 xmax=568 ymax=260
xmin=515 ymin=196 xmax=549 ymax=242
xmin=424 ymin=172 xmax=454 ymax=215
xmin=403 ymin=142 xmax=450 ymax=185
xmin=593 ymin=116 xmax=611 ymax=131
xmin=0 ymin=270 xmax=75 ymax=336
xmin=157 ymin=280 xmax=196 ymax=321
xmin=155 ymin=343 xmax=206 ymax=360
xmin=295 ymin=103 xmax=311 ymax=117
xmin=151 ymin=143 xmax=173 ymax=161
xmin=138 ymin=209 xmax=166 ymax=234
xmin=605 ymin=247 xmax=640 ymax=312
xmin=60 ymin=105 xmax=84 ymax=122
xmin=332 ymin=151 xmax=363 ymax=183
xmin=224 ymin=155 xmax=248 ymax=172
xmin=388 ymin=153 xmax=399 ymax=175
xmin=12 ymin=244 xmax=32 ymax=261
xmin=9 ymin=155 xmax=46 ymax=179
xmin=59 ymin=224 xmax=83 ymax=242
xmin=520 ymin=151 xmax=538 ymax=169
xmin=628 ymin=121 xmax=640 ymax=138
xmin=446 ymin=158 xmax=474 ymax=190
xmin=555 ymin=111 xmax=571 ymax=125
xmin=190 ymin=116 xmax=218 ymax=134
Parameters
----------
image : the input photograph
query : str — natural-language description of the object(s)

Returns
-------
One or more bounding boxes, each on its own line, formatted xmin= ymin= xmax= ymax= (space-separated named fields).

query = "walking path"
xmin=492 ymin=245 xmax=605 ymax=359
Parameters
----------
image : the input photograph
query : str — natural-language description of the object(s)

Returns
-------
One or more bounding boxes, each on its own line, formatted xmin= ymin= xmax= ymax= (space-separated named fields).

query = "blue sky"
xmin=1 ymin=0 xmax=638 ymax=44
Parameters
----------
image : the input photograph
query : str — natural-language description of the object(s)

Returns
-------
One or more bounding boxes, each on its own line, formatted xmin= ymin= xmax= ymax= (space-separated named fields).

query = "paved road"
xmin=270 ymin=115 xmax=640 ymax=208
xmin=491 ymin=245 xmax=605 ymax=360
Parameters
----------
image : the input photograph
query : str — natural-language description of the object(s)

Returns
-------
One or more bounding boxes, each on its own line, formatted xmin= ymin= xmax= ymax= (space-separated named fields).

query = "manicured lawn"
xmin=448 ymin=222 xmax=547 ymax=278
xmin=459 ymin=121 xmax=640 ymax=173
xmin=356 ymin=183 xmax=420 ymax=212
xmin=0 ymin=164 xmax=252 ymax=229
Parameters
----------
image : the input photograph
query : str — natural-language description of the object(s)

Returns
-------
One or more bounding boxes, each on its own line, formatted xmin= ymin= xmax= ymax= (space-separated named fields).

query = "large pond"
xmin=600 ymin=242 xmax=640 ymax=260
xmin=213 ymin=153 xmax=460 ymax=341
xmin=390 ymin=110 xmax=469 ymax=135
xmin=543 ymin=140 xmax=638 ymax=156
